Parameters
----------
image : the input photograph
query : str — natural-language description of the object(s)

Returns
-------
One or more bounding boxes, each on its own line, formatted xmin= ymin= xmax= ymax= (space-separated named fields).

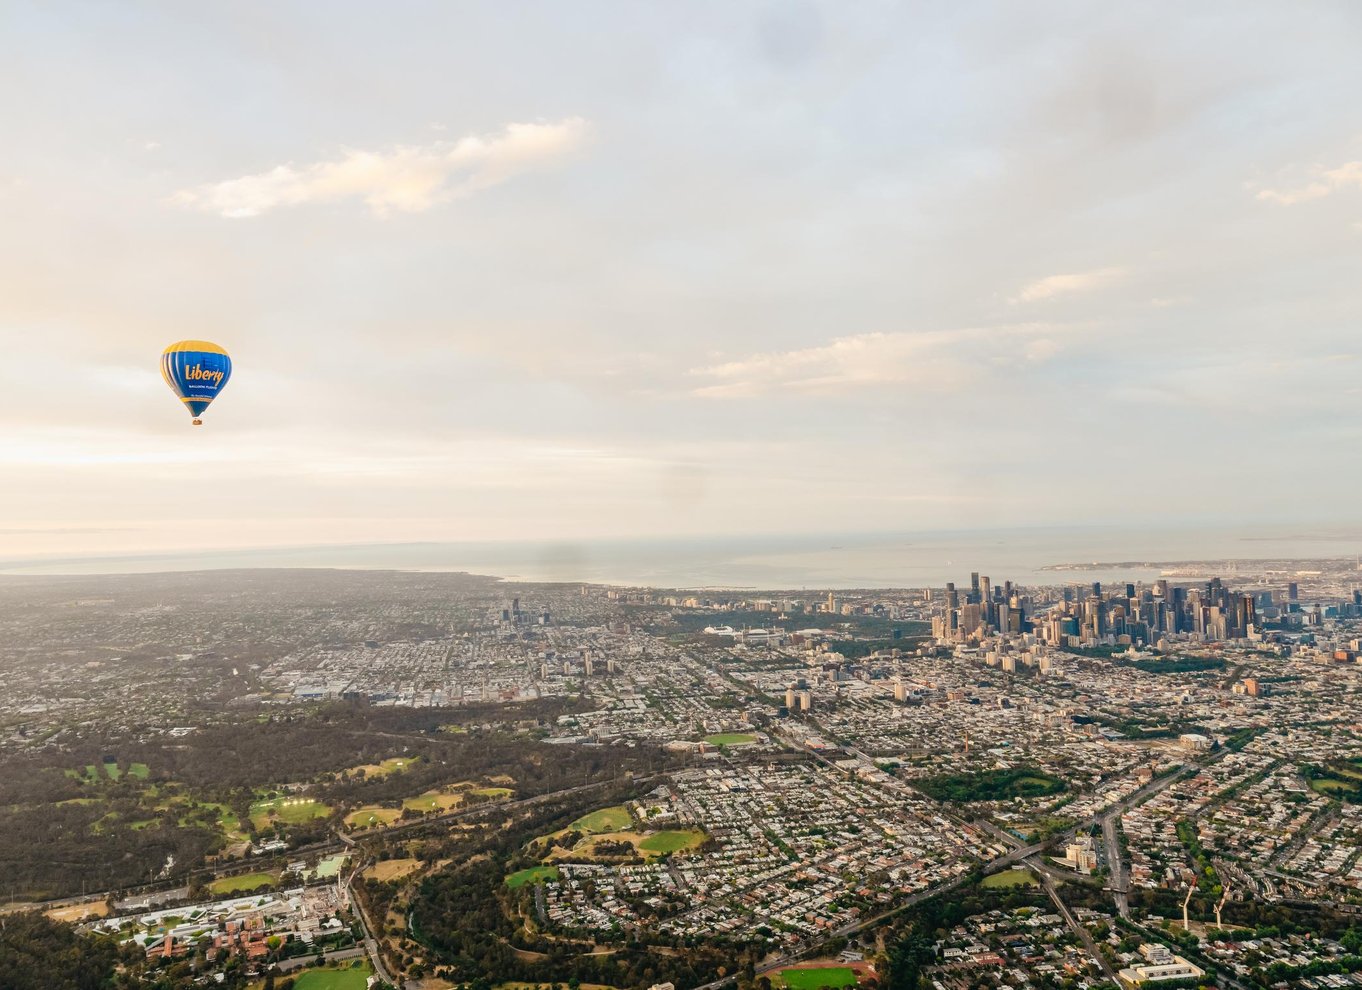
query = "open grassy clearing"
xmin=506 ymin=865 xmax=560 ymax=888
xmin=982 ymin=867 xmax=1038 ymax=888
xmin=208 ymin=871 xmax=277 ymax=895
xmin=249 ymin=796 xmax=331 ymax=829
xmin=1310 ymin=777 xmax=1355 ymax=794
xmin=547 ymin=828 xmax=707 ymax=861
xmin=571 ymin=805 xmax=633 ymax=833
xmin=127 ymin=762 xmax=150 ymax=779
xmin=704 ymin=732 xmax=757 ymax=746
xmin=402 ymin=790 xmax=463 ymax=813
xmin=469 ymin=786 xmax=513 ymax=799
xmin=46 ymin=901 xmax=109 ymax=923
xmin=102 ymin=761 xmax=122 ymax=781
xmin=366 ymin=858 xmax=423 ymax=882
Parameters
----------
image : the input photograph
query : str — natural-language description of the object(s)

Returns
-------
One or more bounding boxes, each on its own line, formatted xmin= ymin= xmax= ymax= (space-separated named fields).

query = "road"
xmin=1102 ymin=813 xmax=1129 ymax=919
xmin=344 ymin=861 xmax=397 ymax=987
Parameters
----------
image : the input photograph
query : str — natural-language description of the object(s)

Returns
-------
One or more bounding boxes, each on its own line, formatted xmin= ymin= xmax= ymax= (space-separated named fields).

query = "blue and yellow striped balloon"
xmin=161 ymin=340 xmax=232 ymax=425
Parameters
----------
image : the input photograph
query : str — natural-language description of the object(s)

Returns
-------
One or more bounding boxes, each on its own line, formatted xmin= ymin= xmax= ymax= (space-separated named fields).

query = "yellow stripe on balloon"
xmin=162 ymin=339 xmax=229 ymax=356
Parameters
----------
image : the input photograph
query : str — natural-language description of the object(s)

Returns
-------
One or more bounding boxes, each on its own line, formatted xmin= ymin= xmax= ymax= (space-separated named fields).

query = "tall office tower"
xmin=1125 ymin=583 xmax=1136 ymax=599
xmin=798 ymin=690 xmax=813 ymax=712
xmin=1091 ymin=581 xmax=1102 ymax=597
xmin=1063 ymin=586 xmax=1074 ymax=604
xmin=893 ymin=679 xmax=908 ymax=703
xmin=785 ymin=684 xmax=797 ymax=710
xmin=827 ymin=591 xmax=836 ymax=612
xmin=971 ymin=572 xmax=980 ymax=595
xmin=981 ymin=576 xmax=992 ymax=604
xmin=512 ymin=596 xmax=520 ymax=614
xmin=1003 ymin=580 xmax=1013 ymax=599
xmin=1353 ymin=590 xmax=1361 ymax=607
xmin=1288 ymin=581 xmax=1299 ymax=601
xmin=960 ymin=603 xmax=983 ymax=636
xmin=1155 ymin=579 xmax=1170 ymax=599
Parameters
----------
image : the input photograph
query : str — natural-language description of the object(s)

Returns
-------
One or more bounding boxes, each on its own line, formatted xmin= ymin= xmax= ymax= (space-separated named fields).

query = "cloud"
xmin=1011 ymin=267 xmax=1126 ymax=303
xmin=171 ymin=118 xmax=588 ymax=218
xmin=1255 ymin=160 xmax=1362 ymax=205
xmin=690 ymin=324 xmax=1070 ymax=398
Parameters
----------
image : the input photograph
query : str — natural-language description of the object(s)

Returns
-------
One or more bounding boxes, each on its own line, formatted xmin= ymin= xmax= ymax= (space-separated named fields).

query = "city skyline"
xmin=4 ymin=2 xmax=1362 ymax=559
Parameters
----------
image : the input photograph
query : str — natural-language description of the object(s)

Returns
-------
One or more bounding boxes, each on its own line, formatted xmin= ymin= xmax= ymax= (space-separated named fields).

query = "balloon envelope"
xmin=161 ymin=340 xmax=232 ymax=422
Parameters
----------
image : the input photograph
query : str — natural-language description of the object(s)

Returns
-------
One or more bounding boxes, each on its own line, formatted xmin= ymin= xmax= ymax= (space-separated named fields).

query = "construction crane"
xmin=1215 ymin=884 xmax=1230 ymax=929
xmin=1182 ymin=881 xmax=1196 ymax=931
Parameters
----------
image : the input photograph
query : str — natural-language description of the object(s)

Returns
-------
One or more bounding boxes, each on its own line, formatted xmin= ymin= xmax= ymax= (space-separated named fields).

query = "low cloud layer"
xmin=1012 ymin=268 xmax=1126 ymax=304
xmin=691 ymin=325 xmax=1070 ymax=398
xmin=1255 ymin=160 xmax=1362 ymax=206
xmin=171 ymin=118 xmax=588 ymax=218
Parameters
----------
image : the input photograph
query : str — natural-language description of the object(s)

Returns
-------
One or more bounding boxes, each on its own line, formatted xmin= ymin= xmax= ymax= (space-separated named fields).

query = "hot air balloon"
xmin=161 ymin=340 xmax=232 ymax=426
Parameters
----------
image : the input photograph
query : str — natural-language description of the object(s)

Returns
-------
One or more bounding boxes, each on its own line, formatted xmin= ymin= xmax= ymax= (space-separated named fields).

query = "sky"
xmin=3 ymin=1 xmax=1362 ymax=559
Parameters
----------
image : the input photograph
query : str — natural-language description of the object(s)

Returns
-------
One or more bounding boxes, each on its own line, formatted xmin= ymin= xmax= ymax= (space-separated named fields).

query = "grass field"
xmin=1310 ymin=777 xmax=1354 ymax=794
xmin=402 ymin=790 xmax=463 ymax=813
xmin=209 ymin=872 xmax=276 ymax=895
xmin=771 ymin=966 xmax=858 ymax=989
xmin=572 ymin=806 xmax=633 ymax=833
xmin=102 ymin=761 xmax=122 ymax=781
xmin=290 ymin=962 xmax=373 ymax=990
xmin=127 ymin=762 xmax=150 ymax=780
xmin=638 ymin=829 xmax=706 ymax=854
xmin=345 ymin=806 xmax=403 ymax=829
xmin=46 ymin=901 xmax=109 ymax=923
xmin=366 ymin=858 xmax=422 ymax=882
xmin=249 ymin=797 xmax=331 ymax=829
xmin=981 ymin=868 xmax=1038 ymax=889
xmin=705 ymin=732 xmax=758 ymax=746
xmin=506 ymin=865 xmax=561 ymax=888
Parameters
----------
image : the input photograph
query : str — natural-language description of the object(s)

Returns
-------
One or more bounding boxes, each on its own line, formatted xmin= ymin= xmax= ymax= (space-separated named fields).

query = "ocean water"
xmin=2 ymin=526 xmax=1360 ymax=590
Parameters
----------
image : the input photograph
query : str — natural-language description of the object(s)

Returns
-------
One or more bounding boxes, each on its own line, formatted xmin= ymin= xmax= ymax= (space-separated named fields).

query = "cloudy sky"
xmin=3 ymin=1 xmax=1362 ymax=558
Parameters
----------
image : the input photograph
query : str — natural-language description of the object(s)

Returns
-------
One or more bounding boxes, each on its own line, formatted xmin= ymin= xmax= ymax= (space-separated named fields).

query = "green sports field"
xmin=571 ymin=806 xmax=632 ymax=833
xmin=290 ymin=962 xmax=373 ymax=990
xmin=772 ymin=966 xmax=858 ymax=989
xmin=638 ymin=829 xmax=705 ymax=854
xmin=249 ymin=796 xmax=331 ymax=828
xmin=981 ymin=867 xmax=1037 ymax=888
xmin=506 ymin=865 xmax=560 ymax=888
xmin=705 ymin=733 xmax=758 ymax=746
xmin=208 ymin=871 xmax=276 ymax=895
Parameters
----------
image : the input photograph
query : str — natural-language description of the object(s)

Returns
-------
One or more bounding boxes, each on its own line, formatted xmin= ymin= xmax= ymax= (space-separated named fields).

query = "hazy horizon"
xmin=6 ymin=523 xmax=1362 ymax=589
